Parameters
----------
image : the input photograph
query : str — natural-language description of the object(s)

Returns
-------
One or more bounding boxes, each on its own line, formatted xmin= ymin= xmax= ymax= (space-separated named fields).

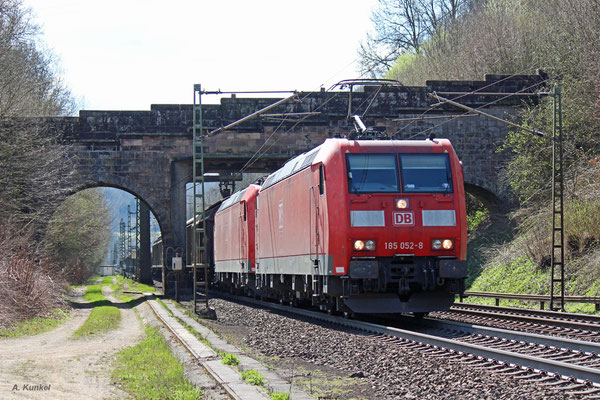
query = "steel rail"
xmin=145 ymin=297 xmax=251 ymax=400
xmin=448 ymin=305 xmax=600 ymax=332
xmin=454 ymin=302 xmax=600 ymax=323
xmin=223 ymin=295 xmax=600 ymax=384
xmin=461 ymin=291 xmax=600 ymax=311
xmin=423 ymin=318 xmax=600 ymax=356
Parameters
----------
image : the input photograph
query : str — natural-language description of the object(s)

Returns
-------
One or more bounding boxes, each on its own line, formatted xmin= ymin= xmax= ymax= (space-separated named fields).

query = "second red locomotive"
xmin=214 ymin=137 xmax=467 ymax=315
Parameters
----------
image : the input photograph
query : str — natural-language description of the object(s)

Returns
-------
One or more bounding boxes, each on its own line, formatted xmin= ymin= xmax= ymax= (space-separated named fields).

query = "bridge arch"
xmin=61 ymin=182 xmax=162 ymax=284
xmin=73 ymin=181 xmax=165 ymax=238
xmin=464 ymin=182 xmax=505 ymax=210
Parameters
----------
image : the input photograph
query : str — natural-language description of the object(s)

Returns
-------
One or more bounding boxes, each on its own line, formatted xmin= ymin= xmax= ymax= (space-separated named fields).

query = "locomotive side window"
xmin=398 ymin=154 xmax=453 ymax=193
xmin=319 ymin=164 xmax=325 ymax=195
xmin=346 ymin=154 xmax=399 ymax=193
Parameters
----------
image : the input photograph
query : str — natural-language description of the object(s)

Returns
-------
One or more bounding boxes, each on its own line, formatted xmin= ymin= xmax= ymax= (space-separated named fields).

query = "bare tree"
xmin=45 ymin=188 xmax=112 ymax=284
xmin=0 ymin=120 xmax=78 ymax=229
xmin=0 ymin=0 xmax=74 ymax=117
xmin=358 ymin=0 xmax=474 ymax=77
xmin=0 ymin=1 xmax=110 ymax=325
xmin=0 ymin=0 xmax=79 ymax=232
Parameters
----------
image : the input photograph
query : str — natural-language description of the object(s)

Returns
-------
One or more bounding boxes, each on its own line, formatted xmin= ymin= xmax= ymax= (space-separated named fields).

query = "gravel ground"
xmin=0 ymin=288 xmax=143 ymax=400
xmin=198 ymin=298 xmax=578 ymax=400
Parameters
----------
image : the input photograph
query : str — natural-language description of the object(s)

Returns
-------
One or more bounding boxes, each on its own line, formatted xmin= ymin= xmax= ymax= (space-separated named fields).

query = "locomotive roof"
xmin=261 ymin=144 xmax=323 ymax=190
xmin=186 ymin=199 xmax=223 ymax=226
xmin=217 ymin=184 xmax=260 ymax=212
xmin=260 ymin=138 xmax=454 ymax=191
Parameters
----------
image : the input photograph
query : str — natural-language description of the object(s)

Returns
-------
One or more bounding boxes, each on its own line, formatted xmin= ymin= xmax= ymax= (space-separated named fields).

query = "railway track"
xmin=218 ymin=294 xmax=600 ymax=398
xmin=435 ymin=303 xmax=600 ymax=341
xmin=145 ymin=295 xmax=269 ymax=400
xmin=144 ymin=294 xmax=313 ymax=400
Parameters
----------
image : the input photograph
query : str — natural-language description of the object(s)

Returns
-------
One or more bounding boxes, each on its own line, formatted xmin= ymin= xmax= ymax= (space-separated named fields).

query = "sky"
xmin=24 ymin=0 xmax=379 ymax=111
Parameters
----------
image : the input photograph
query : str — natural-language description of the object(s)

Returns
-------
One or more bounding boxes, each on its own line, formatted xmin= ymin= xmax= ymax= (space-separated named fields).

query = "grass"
xmin=465 ymin=246 xmax=600 ymax=314
xmin=293 ymin=367 xmax=364 ymax=399
xmin=101 ymin=276 xmax=114 ymax=285
xmin=112 ymin=325 xmax=202 ymax=400
xmin=82 ymin=284 xmax=108 ymax=304
xmin=73 ymin=279 xmax=122 ymax=337
xmin=270 ymin=393 xmax=290 ymax=400
xmin=0 ymin=308 xmax=70 ymax=338
xmin=115 ymin=293 xmax=138 ymax=303
xmin=469 ymin=256 xmax=549 ymax=298
xmin=157 ymin=298 xmax=174 ymax=315
xmin=116 ymin=275 xmax=155 ymax=293
xmin=222 ymin=353 xmax=240 ymax=366
xmin=241 ymin=369 xmax=265 ymax=386
xmin=467 ymin=208 xmax=489 ymax=231
xmin=72 ymin=306 xmax=121 ymax=337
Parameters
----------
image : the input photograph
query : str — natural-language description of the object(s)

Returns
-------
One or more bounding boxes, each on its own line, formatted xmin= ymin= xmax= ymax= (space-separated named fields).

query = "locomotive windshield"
xmin=347 ymin=154 xmax=399 ymax=193
xmin=399 ymin=154 xmax=453 ymax=193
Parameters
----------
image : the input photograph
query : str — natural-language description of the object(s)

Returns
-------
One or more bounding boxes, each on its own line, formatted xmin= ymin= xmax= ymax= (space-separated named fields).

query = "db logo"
xmin=393 ymin=211 xmax=415 ymax=226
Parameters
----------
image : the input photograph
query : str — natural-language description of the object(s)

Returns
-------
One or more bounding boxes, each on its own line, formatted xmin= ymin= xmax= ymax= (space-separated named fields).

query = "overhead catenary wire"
xmin=243 ymin=78 xmax=399 ymax=169
xmin=393 ymin=75 xmax=549 ymax=139
xmin=429 ymin=92 xmax=547 ymax=137
xmin=202 ymin=51 xmax=551 ymax=180
xmin=209 ymin=93 xmax=298 ymax=136
xmin=238 ymin=91 xmax=344 ymax=174
xmin=396 ymin=77 xmax=551 ymax=140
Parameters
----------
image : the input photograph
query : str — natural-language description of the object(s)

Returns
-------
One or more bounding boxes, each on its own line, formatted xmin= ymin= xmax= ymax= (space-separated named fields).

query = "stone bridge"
xmin=49 ymin=73 xmax=545 ymax=269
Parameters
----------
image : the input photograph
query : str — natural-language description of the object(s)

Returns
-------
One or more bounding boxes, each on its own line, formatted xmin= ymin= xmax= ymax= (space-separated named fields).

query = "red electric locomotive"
xmin=214 ymin=184 xmax=260 ymax=289
xmin=251 ymin=138 xmax=467 ymax=315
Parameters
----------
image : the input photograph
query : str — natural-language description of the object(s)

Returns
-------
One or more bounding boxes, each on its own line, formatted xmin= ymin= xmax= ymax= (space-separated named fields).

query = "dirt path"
xmin=0 ymin=289 xmax=144 ymax=399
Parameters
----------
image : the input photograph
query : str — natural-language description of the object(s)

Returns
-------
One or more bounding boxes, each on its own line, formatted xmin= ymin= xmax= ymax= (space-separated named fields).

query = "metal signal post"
xmin=429 ymin=87 xmax=565 ymax=310
xmin=550 ymin=86 xmax=565 ymax=311
xmin=192 ymin=84 xmax=209 ymax=313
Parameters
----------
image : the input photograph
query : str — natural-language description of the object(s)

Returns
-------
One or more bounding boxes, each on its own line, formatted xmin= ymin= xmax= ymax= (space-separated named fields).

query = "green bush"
xmin=467 ymin=209 xmax=489 ymax=231
xmin=270 ymin=392 xmax=290 ymax=400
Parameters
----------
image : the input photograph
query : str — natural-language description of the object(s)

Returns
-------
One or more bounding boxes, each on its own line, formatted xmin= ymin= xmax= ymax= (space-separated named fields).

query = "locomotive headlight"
xmin=354 ymin=240 xmax=365 ymax=251
xmin=396 ymin=198 xmax=409 ymax=209
xmin=432 ymin=239 xmax=454 ymax=250
xmin=365 ymin=240 xmax=376 ymax=251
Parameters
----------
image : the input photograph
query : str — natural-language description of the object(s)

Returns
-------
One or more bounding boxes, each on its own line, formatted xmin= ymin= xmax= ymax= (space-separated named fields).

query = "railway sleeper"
xmin=566 ymin=387 xmax=600 ymax=396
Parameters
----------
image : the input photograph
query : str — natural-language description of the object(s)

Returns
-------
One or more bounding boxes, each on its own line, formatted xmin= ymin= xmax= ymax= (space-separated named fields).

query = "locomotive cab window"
xmin=346 ymin=154 xmax=399 ymax=193
xmin=399 ymin=154 xmax=453 ymax=193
